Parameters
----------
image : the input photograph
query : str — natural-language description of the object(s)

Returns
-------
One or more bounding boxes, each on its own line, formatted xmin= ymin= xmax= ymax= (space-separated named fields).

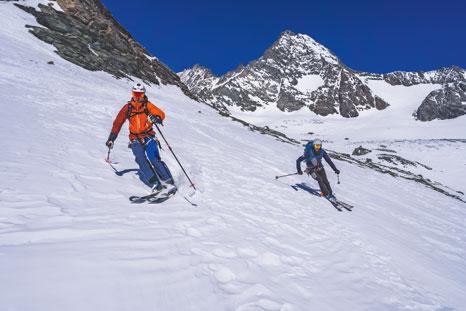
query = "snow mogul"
xmin=105 ymin=82 xmax=175 ymax=195
xmin=296 ymin=139 xmax=340 ymax=200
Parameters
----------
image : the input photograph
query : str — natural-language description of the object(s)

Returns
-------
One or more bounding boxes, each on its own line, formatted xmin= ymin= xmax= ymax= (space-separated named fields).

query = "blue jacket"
xmin=296 ymin=147 xmax=338 ymax=173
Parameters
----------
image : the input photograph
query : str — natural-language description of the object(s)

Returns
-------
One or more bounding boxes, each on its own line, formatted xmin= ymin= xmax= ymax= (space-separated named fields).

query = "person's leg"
xmin=131 ymin=140 xmax=159 ymax=186
xmin=320 ymin=169 xmax=333 ymax=195
xmin=144 ymin=138 xmax=174 ymax=184
xmin=313 ymin=170 xmax=330 ymax=196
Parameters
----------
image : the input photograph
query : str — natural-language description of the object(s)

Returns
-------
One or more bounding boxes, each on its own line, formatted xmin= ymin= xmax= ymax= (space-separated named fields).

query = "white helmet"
xmin=313 ymin=139 xmax=322 ymax=150
xmin=132 ymin=82 xmax=146 ymax=93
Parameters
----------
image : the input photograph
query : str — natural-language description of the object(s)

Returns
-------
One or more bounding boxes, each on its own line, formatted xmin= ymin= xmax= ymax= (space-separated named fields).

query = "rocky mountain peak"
xmin=179 ymin=31 xmax=388 ymax=118
xmin=179 ymin=64 xmax=216 ymax=80
xmin=270 ymin=30 xmax=340 ymax=66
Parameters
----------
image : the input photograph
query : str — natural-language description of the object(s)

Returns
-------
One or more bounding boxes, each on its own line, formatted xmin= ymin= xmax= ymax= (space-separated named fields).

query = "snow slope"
xmin=231 ymin=79 xmax=466 ymax=193
xmin=1 ymin=2 xmax=466 ymax=311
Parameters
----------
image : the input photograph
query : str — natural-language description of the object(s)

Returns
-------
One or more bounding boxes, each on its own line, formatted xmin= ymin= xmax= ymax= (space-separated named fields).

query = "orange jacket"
xmin=110 ymin=99 xmax=166 ymax=141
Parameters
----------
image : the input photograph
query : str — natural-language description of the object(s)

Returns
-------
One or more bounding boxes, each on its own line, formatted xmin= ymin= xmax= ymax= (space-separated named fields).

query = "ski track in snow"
xmin=0 ymin=2 xmax=466 ymax=310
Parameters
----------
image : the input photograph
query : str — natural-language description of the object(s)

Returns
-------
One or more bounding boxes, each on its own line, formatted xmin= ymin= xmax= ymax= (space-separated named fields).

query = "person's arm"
xmin=296 ymin=155 xmax=305 ymax=174
xmin=106 ymin=105 xmax=128 ymax=147
xmin=147 ymin=102 xmax=166 ymax=121
xmin=323 ymin=150 xmax=339 ymax=173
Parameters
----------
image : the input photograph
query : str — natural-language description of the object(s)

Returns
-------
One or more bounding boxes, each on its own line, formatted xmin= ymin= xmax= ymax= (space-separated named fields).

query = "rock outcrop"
xmin=414 ymin=81 xmax=466 ymax=121
xmin=15 ymin=0 xmax=194 ymax=98
xmin=352 ymin=146 xmax=372 ymax=156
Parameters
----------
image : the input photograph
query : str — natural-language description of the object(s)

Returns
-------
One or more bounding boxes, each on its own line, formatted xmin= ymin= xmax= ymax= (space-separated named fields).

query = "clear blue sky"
xmin=101 ymin=0 xmax=465 ymax=76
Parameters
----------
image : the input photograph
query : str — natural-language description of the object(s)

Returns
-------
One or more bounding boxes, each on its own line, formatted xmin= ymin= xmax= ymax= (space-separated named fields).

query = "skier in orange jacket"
xmin=106 ymin=83 xmax=174 ymax=193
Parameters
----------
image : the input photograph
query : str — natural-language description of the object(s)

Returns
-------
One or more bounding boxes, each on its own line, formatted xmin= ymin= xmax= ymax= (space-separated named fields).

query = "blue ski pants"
xmin=131 ymin=137 xmax=174 ymax=187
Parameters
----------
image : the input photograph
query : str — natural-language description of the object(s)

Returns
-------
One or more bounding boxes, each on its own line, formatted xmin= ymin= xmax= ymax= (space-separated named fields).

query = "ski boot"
xmin=325 ymin=194 xmax=337 ymax=202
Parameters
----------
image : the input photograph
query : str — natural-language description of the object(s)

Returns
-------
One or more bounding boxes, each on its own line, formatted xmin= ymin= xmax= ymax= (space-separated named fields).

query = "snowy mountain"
xmin=359 ymin=66 xmax=466 ymax=121
xmin=13 ymin=0 xmax=194 ymax=98
xmin=179 ymin=31 xmax=389 ymax=118
xmin=179 ymin=31 xmax=465 ymax=121
xmin=1 ymin=2 xmax=466 ymax=311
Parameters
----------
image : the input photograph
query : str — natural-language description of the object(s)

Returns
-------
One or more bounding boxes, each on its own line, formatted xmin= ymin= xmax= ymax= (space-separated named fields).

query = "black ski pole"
xmin=154 ymin=123 xmax=197 ymax=190
xmin=337 ymin=174 xmax=340 ymax=184
xmin=105 ymin=147 xmax=112 ymax=163
xmin=275 ymin=172 xmax=299 ymax=180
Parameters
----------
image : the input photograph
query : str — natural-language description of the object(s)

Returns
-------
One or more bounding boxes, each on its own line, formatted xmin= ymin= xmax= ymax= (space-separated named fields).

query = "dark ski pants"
xmin=131 ymin=137 xmax=174 ymax=187
xmin=310 ymin=168 xmax=332 ymax=196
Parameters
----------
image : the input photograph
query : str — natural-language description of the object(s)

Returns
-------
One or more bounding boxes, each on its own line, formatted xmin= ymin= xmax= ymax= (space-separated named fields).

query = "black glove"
xmin=334 ymin=169 xmax=340 ymax=174
xmin=297 ymin=170 xmax=303 ymax=175
xmin=106 ymin=140 xmax=114 ymax=149
xmin=149 ymin=114 xmax=163 ymax=125
xmin=106 ymin=133 xmax=117 ymax=149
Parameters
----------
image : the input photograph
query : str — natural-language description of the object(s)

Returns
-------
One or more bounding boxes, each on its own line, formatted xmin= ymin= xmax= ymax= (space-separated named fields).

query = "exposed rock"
xmin=179 ymin=64 xmax=217 ymax=95
xmin=14 ymin=0 xmax=194 ymax=99
xmin=374 ymin=148 xmax=397 ymax=153
xmin=378 ymin=154 xmax=417 ymax=166
xmin=180 ymin=31 xmax=389 ymax=118
xmin=352 ymin=146 xmax=372 ymax=156
xmin=382 ymin=66 xmax=465 ymax=86
xmin=414 ymin=81 xmax=466 ymax=121
xmin=377 ymin=154 xmax=432 ymax=170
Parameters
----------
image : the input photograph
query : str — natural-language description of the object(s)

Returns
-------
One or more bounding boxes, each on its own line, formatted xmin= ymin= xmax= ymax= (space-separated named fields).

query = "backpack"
xmin=126 ymin=98 xmax=149 ymax=120
xmin=304 ymin=140 xmax=314 ymax=161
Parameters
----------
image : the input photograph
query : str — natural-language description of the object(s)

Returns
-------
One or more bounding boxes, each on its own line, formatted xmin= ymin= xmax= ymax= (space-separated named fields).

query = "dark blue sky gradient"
xmin=101 ymin=0 xmax=465 ymax=75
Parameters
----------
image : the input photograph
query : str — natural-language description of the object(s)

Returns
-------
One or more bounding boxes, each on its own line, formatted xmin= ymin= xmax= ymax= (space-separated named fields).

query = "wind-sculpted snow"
xmin=1 ymin=2 xmax=466 ymax=311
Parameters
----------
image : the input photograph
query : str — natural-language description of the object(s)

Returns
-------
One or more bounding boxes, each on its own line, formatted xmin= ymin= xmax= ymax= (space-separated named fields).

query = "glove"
xmin=106 ymin=132 xmax=117 ymax=149
xmin=149 ymin=114 xmax=163 ymax=125
xmin=106 ymin=139 xmax=114 ymax=149
xmin=334 ymin=169 xmax=340 ymax=174
xmin=297 ymin=170 xmax=303 ymax=175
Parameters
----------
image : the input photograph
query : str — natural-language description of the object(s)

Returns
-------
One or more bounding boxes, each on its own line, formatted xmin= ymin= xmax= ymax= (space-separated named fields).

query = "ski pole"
xmin=275 ymin=172 xmax=299 ymax=180
xmin=337 ymin=174 xmax=340 ymax=184
xmin=154 ymin=123 xmax=197 ymax=190
xmin=105 ymin=147 xmax=112 ymax=163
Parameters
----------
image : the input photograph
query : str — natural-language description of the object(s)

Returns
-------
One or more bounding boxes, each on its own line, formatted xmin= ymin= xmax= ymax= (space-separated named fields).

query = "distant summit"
xmin=180 ymin=30 xmax=388 ymax=118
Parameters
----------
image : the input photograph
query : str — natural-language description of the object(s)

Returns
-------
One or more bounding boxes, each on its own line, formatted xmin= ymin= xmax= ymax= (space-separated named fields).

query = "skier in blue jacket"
xmin=296 ymin=139 xmax=340 ymax=199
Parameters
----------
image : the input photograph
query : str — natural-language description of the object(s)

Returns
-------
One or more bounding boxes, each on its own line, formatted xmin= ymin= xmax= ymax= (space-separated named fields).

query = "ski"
xmin=333 ymin=199 xmax=353 ymax=211
xmin=129 ymin=187 xmax=177 ymax=204
xmin=292 ymin=183 xmax=353 ymax=211
xmin=328 ymin=200 xmax=343 ymax=212
xmin=327 ymin=198 xmax=352 ymax=211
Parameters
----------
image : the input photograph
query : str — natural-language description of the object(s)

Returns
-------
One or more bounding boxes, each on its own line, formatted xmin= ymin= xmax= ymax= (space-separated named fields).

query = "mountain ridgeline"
xmin=180 ymin=31 xmax=466 ymax=121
